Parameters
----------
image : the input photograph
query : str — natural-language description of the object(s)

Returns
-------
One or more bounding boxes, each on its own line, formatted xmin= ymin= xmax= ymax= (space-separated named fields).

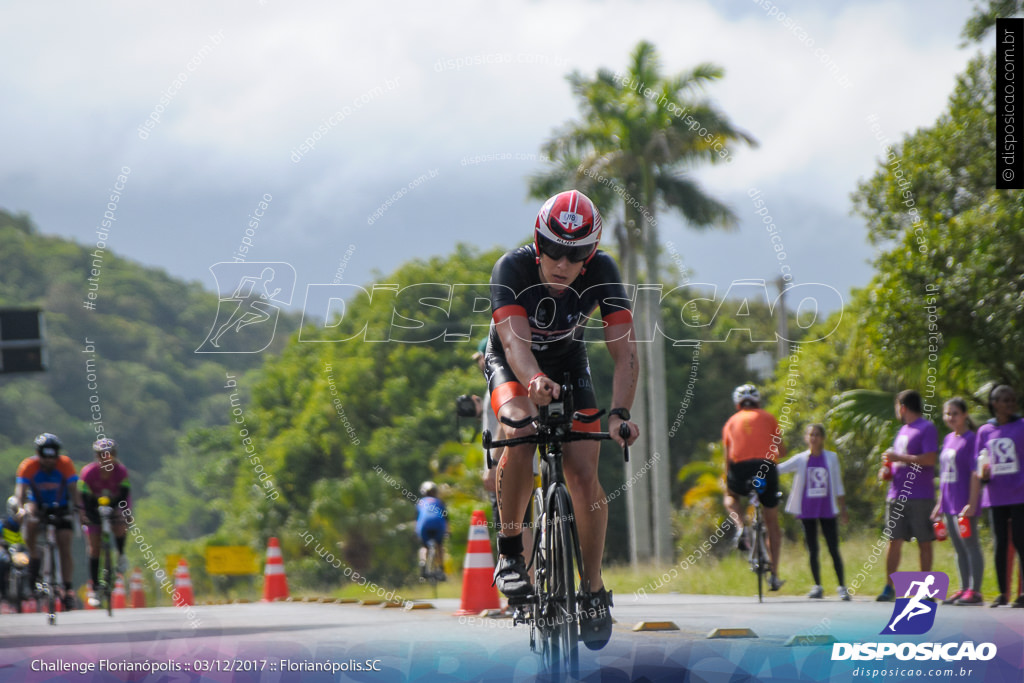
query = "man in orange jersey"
xmin=723 ymin=384 xmax=785 ymax=591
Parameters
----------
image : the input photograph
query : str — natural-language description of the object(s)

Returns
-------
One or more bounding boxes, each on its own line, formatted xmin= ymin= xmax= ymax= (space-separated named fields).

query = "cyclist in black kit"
xmin=487 ymin=189 xmax=639 ymax=650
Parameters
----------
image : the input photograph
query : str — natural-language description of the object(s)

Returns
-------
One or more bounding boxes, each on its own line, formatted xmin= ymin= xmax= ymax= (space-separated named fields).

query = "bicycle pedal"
xmin=507 ymin=594 xmax=535 ymax=607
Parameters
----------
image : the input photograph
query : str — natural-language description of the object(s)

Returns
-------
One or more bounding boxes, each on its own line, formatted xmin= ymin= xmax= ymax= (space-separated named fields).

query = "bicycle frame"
xmin=483 ymin=374 xmax=630 ymax=676
xmin=38 ymin=510 xmax=63 ymax=625
xmin=97 ymin=497 xmax=115 ymax=616
xmin=747 ymin=491 xmax=770 ymax=602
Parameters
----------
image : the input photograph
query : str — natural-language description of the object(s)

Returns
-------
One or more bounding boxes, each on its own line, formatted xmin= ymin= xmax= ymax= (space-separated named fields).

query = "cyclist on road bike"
xmin=14 ymin=433 xmax=84 ymax=610
xmin=415 ymin=481 xmax=448 ymax=580
xmin=487 ymin=189 xmax=639 ymax=650
xmin=0 ymin=496 xmax=25 ymax=605
xmin=723 ymin=384 xmax=785 ymax=591
xmin=79 ymin=438 xmax=131 ymax=608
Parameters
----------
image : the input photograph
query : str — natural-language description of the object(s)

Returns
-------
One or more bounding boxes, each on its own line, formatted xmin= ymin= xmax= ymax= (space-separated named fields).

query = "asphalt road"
xmin=0 ymin=594 xmax=1021 ymax=682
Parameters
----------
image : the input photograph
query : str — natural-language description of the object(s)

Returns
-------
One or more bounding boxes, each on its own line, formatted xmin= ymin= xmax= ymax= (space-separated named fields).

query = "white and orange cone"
xmin=262 ymin=537 xmax=289 ymax=602
xmin=454 ymin=510 xmax=501 ymax=616
xmin=130 ymin=568 xmax=146 ymax=608
xmin=173 ymin=559 xmax=194 ymax=606
xmin=112 ymin=576 xmax=127 ymax=609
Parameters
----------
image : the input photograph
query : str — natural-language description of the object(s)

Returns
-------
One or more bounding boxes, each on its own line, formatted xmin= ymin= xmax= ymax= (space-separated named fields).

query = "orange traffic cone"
xmin=83 ymin=585 xmax=95 ymax=610
xmin=130 ymin=568 xmax=146 ymax=608
xmin=454 ymin=510 xmax=501 ymax=616
xmin=112 ymin=576 xmax=127 ymax=609
xmin=262 ymin=537 xmax=289 ymax=601
xmin=173 ymin=559 xmax=194 ymax=606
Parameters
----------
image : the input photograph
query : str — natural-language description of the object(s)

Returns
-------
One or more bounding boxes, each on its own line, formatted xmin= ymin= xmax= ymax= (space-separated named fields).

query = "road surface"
xmin=0 ymin=594 xmax=1021 ymax=681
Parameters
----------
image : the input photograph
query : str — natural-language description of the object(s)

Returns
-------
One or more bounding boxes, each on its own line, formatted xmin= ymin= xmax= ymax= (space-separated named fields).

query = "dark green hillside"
xmin=0 ymin=209 xmax=299 ymax=481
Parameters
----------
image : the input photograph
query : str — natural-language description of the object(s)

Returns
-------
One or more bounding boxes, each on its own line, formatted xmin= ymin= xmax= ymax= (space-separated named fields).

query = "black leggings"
xmin=989 ymin=503 xmax=1024 ymax=597
xmin=802 ymin=517 xmax=844 ymax=586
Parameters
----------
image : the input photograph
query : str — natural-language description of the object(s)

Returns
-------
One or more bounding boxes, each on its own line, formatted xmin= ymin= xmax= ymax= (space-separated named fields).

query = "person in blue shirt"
xmin=416 ymin=481 xmax=448 ymax=580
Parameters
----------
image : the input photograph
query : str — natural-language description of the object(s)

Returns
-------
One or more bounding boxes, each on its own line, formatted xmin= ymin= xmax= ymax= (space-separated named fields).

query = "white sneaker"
xmin=838 ymin=586 xmax=851 ymax=601
xmin=807 ymin=585 xmax=824 ymax=599
xmin=87 ymin=590 xmax=100 ymax=609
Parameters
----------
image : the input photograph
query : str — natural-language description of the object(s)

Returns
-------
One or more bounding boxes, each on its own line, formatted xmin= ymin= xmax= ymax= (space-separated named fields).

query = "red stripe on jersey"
xmin=602 ymin=309 xmax=633 ymax=327
xmin=493 ymin=305 xmax=528 ymax=324
xmin=491 ymin=381 xmax=527 ymax=415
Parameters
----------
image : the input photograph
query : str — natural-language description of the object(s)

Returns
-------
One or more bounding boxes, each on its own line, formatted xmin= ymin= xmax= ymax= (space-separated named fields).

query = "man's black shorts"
xmin=727 ymin=459 xmax=780 ymax=508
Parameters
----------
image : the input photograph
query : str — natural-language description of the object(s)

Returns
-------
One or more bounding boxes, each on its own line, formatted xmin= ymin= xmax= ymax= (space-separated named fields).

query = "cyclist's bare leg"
xmin=563 ymin=440 xmax=605 ymax=592
xmin=22 ymin=515 xmax=39 ymax=557
xmin=57 ymin=529 xmax=74 ymax=585
xmin=724 ymin=493 xmax=746 ymax=533
xmin=495 ymin=396 xmax=537 ymax=539
xmin=763 ymin=506 xmax=782 ymax=575
xmin=885 ymin=539 xmax=904 ymax=589
xmin=918 ymin=541 xmax=933 ymax=572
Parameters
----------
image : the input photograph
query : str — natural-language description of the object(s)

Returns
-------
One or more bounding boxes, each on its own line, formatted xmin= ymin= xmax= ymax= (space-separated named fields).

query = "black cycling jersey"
xmin=486 ymin=245 xmax=631 ymax=363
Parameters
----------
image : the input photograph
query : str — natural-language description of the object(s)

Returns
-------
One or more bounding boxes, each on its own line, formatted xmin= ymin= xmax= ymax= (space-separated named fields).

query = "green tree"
xmin=529 ymin=40 xmax=756 ymax=564
xmin=851 ymin=54 xmax=1022 ymax=389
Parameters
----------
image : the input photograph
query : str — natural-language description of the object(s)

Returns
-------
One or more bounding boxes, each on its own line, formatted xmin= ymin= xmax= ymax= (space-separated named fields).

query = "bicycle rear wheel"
xmin=753 ymin=519 xmax=765 ymax=603
xmin=544 ymin=487 xmax=579 ymax=678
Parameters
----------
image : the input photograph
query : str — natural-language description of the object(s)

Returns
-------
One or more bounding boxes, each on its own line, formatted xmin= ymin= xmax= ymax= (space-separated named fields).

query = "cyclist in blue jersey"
xmin=14 ymin=433 xmax=85 ymax=610
xmin=416 ymin=481 xmax=448 ymax=580
xmin=487 ymin=190 xmax=639 ymax=650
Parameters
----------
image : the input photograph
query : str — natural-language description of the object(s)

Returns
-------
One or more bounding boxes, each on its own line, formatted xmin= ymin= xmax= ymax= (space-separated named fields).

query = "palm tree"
xmin=529 ymin=41 xmax=757 ymax=565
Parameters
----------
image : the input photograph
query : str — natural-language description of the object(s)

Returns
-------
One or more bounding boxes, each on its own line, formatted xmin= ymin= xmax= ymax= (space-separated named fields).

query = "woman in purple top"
xmin=931 ymin=398 xmax=983 ymax=604
xmin=969 ymin=385 xmax=1024 ymax=608
xmin=778 ymin=424 xmax=850 ymax=600
xmin=78 ymin=438 xmax=131 ymax=609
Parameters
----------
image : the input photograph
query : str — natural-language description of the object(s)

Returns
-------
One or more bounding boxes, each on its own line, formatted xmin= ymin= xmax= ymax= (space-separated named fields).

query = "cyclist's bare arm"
xmin=604 ymin=321 xmax=639 ymax=446
xmin=494 ymin=313 xmax=558 ymax=405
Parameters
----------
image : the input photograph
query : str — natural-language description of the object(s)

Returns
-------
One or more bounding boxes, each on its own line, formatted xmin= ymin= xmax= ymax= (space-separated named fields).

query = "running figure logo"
xmin=196 ymin=262 xmax=296 ymax=353
xmin=881 ymin=572 xmax=949 ymax=635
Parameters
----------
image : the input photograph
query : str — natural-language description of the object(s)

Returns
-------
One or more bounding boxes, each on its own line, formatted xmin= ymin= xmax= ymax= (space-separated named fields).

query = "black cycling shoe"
xmin=579 ymin=587 xmax=613 ymax=650
xmin=61 ymin=590 xmax=76 ymax=611
xmin=493 ymin=554 xmax=531 ymax=597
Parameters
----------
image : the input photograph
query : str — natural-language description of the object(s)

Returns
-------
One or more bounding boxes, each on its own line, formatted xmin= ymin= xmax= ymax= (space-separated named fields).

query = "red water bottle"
xmin=933 ymin=518 xmax=948 ymax=541
xmin=957 ymin=515 xmax=972 ymax=538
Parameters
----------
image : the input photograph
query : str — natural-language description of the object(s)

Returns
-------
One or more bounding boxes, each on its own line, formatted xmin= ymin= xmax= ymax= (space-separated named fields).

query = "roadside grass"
xmin=603 ymin=529 xmax=1005 ymax=602
xmin=291 ymin=529 xmax=1010 ymax=606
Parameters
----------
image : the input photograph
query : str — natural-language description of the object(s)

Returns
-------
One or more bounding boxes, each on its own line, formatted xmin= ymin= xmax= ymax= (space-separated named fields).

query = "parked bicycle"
xmin=484 ymin=374 xmax=630 ymax=678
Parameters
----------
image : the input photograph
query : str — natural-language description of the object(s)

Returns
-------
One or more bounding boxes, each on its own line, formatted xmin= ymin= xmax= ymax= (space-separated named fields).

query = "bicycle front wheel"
xmin=545 ymin=487 xmax=579 ymax=678
xmin=102 ymin=544 xmax=113 ymax=617
xmin=46 ymin=544 xmax=57 ymax=625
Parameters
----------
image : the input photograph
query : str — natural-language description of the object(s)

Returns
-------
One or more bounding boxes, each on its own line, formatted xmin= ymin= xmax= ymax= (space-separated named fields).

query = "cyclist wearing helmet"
xmin=14 ymin=433 xmax=84 ymax=610
xmin=487 ymin=189 xmax=639 ymax=650
xmin=723 ymin=384 xmax=785 ymax=591
xmin=0 ymin=496 xmax=25 ymax=605
xmin=415 ymin=481 xmax=447 ymax=580
xmin=79 ymin=438 xmax=131 ymax=608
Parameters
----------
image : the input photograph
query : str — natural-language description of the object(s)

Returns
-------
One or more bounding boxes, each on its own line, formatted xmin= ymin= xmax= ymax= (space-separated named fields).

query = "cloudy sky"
xmin=0 ymin=0 xmax=977 ymax=318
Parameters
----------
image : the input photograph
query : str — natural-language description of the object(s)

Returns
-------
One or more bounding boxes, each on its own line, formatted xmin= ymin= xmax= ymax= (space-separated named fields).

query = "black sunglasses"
xmin=538 ymin=237 xmax=592 ymax=263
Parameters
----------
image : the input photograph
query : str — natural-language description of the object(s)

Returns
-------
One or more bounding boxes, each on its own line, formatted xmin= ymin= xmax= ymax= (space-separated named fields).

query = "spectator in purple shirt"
xmin=968 ymin=385 xmax=1024 ymax=608
xmin=931 ymin=397 xmax=983 ymax=605
xmin=876 ymin=390 xmax=938 ymax=602
xmin=778 ymin=424 xmax=850 ymax=601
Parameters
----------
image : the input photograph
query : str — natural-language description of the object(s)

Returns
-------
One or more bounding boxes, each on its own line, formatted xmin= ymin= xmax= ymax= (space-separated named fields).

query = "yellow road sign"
xmin=205 ymin=546 xmax=260 ymax=575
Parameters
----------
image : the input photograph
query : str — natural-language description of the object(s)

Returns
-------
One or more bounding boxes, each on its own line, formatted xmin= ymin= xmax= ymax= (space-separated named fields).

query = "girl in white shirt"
xmin=778 ymin=424 xmax=850 ymax=600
